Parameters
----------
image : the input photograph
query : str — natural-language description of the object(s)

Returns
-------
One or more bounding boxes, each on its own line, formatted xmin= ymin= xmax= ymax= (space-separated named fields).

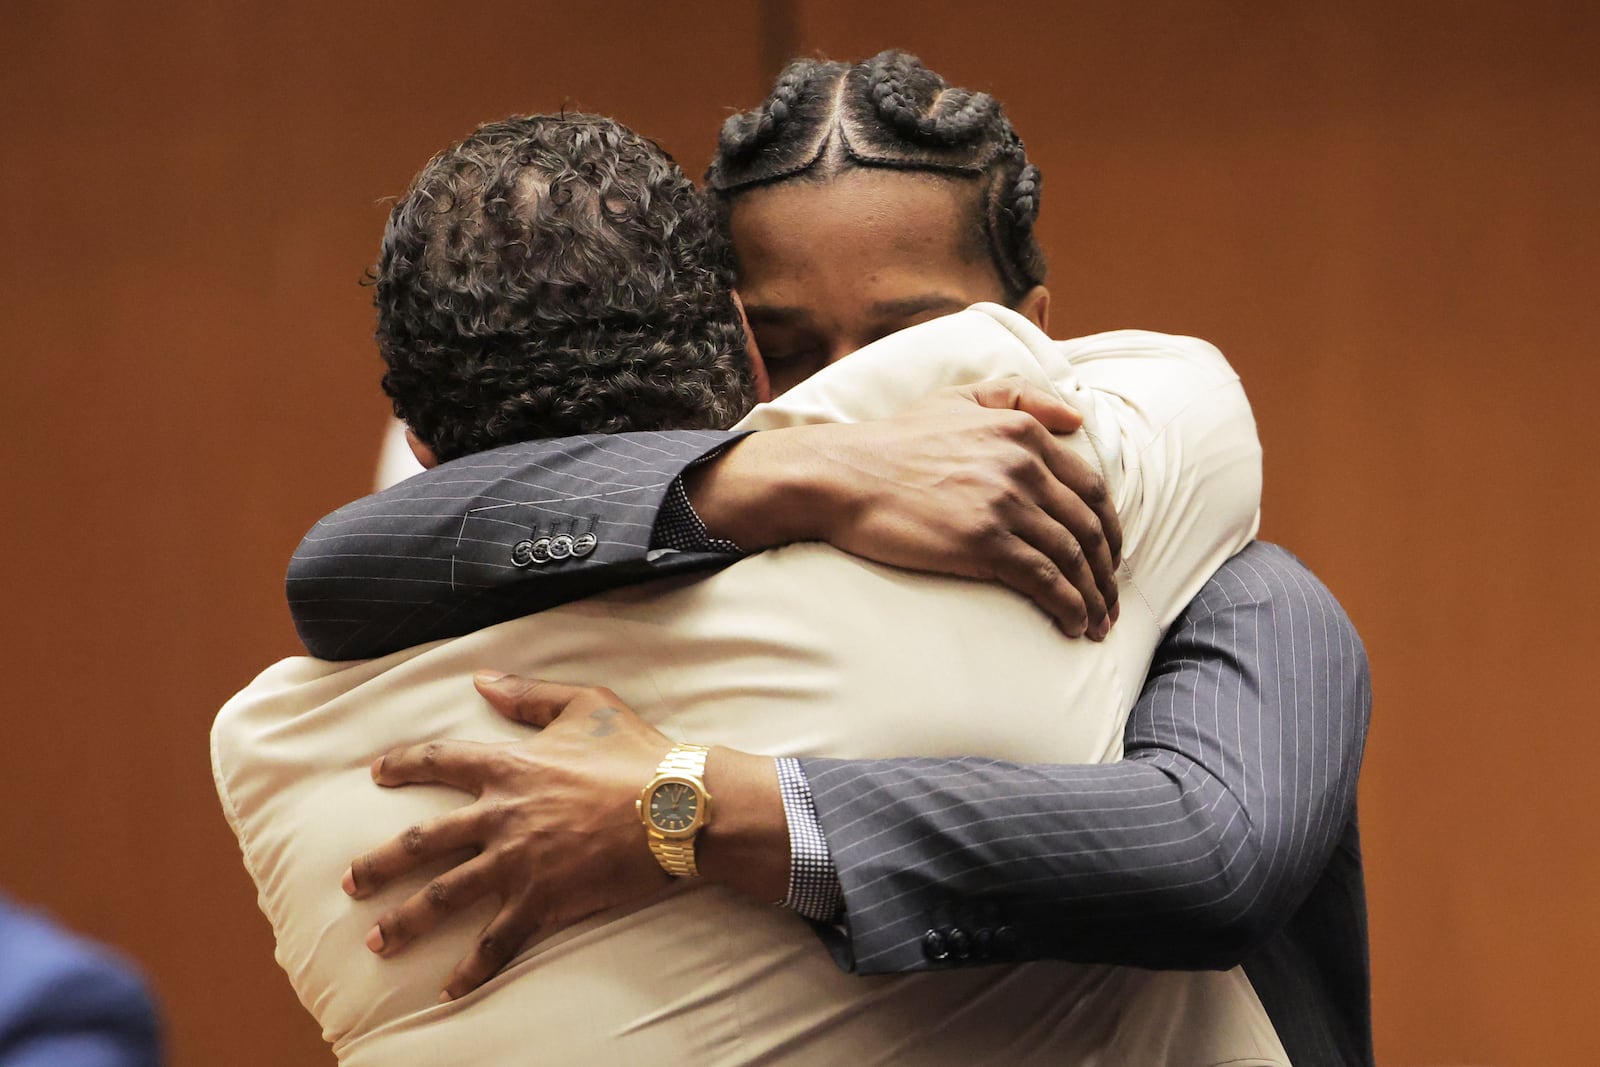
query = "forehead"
xmin=728 ymin=168 xmax=991 ymax=293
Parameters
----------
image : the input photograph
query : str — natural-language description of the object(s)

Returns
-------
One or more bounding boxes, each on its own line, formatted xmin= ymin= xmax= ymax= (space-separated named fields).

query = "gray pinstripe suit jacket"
xmin=289 ymin=431 xmax=1373 ymax=1067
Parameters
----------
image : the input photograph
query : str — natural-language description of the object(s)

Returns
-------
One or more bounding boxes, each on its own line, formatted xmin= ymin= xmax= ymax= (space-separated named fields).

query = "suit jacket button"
xmin=528 ymin=537 xmax=553 ymax=564
xmin=994 ymin=926 xmax=1020 ymax=959
xmin=548 ymin=534 xmax=575 ymax=560
xmin=948 ymin=927 xmax=972 ymax=960
xmin=973 ymin=928 xmax=993 ymax=958
xmin=571 ymin=532 xmax=597 ymax=557
xmin=510 ymin=539 xmax=537 ymax=567
xmin=921 ymin=929 xmax=950 ymax=962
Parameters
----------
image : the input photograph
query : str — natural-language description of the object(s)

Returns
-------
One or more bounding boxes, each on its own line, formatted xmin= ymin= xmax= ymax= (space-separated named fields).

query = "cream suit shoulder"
xmin=1057 ymin=329 xmax=1238 ymax=380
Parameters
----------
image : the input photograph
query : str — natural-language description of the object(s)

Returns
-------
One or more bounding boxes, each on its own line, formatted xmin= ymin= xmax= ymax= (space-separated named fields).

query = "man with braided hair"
xmin=709 ymin=50 xmax=1047 ymax=320
xmin=342 ymin=52 xmax=1372 ymax=1065
xmin=217 ymin=106 xmax=1287 ymax=1064
xmin=265 ymin=50 xmax=1368 ymax=1066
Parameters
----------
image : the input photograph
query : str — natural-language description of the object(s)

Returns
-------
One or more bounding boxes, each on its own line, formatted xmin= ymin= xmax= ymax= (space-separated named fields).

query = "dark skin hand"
xmin=720 ymin=169 xmax=1120 ymax=635
xmin=343 ymin=672 xmax=785 ymax=1002
xmin=689 ymin=376 xmax=1122 ymax=638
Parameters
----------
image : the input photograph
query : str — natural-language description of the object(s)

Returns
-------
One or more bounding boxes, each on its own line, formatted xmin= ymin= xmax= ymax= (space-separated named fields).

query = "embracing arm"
xmin=802 ymin=541 xmax=1371 ymax=973
xmin=342 ymin=541 xmax=1367 ymax=997
xmin=290 ymin=381 xmax=1122 ymax=660
xmin=288 ymin=430 xmax=748 ymax=660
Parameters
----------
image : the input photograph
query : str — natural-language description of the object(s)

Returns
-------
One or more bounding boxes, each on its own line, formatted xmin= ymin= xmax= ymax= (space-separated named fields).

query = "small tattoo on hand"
xmin=586 ymin=706 xmax=621 ymax=737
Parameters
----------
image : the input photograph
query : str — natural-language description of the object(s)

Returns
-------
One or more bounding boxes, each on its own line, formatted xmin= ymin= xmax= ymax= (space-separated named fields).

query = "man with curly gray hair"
xmin=375 ymin=113 xmax=760 ymax=467
xmin=217 ymin=97 xmax=1293 ymax=1064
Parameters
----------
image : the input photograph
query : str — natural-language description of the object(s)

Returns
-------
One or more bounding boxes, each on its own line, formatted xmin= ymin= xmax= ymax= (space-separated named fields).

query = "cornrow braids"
xmin=707 ymin=49 xmax=1047 ymax=302
xmin=376 ymin=113 xmax=755 ymax=463
xmin=862 ymin=48 xmax=996 ymax=146
xmin=714 ymin=57 xmax=850 ymax=183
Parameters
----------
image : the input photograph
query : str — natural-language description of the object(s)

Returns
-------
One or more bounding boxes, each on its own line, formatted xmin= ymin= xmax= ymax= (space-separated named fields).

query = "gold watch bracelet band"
xmin=644 ymin=743 xmax=712 ymax=877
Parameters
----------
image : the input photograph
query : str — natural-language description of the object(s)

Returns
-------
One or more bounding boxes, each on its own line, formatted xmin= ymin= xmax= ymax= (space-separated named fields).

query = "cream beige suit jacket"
xmin=213 ymin=305 xmax=1285 ymax=1065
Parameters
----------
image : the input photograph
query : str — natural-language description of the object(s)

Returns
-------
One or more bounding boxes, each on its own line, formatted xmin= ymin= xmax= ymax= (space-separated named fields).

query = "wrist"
xmin=681 ymin=427 xmax=853 ymax=550
xmin=695 ymin=747 xmax=789 ymax=903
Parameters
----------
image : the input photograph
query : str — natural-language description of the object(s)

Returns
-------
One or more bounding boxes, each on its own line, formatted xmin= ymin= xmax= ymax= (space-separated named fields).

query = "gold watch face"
xmin=646 ymin=780 xmax=701 ymax=833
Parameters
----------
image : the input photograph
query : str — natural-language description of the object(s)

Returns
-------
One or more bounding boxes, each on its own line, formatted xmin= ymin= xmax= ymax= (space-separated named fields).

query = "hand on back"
xmin=690 ymin=376 xmax=1122 ymax=638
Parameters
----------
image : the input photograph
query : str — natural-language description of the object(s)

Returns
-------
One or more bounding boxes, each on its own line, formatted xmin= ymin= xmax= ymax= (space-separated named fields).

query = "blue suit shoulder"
xmin=0 ymin=900 xmax=161 ymax=1067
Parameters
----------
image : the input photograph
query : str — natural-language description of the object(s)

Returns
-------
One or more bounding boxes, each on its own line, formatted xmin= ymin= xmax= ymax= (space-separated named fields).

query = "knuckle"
xmin=1079 ymin=512 xmax=1104 ymax=544
xmin=992 ymin=409 xmax=1034 ymax=440
xmin=425 ymin=879 xmax=451 ymax=909
xmin=499 ymin=680 xmax=536 ymax=710
xmin=970 ymin=517 xmax=1009 ymax=551
xmin=421 ymin=742 xmax=443 ymax=768
xmin=1001 ymin=452 xmax=1040 ymax=484
xmin=994 ymin=483 xmax=1029 ymax=515
xmin=1081 ymin=476 xmax=1109 ymax=506
xmin=401 ymin=823 xmax=427 ymax=855
xmin=1029 ymin=555 xmax=1063 ymax=590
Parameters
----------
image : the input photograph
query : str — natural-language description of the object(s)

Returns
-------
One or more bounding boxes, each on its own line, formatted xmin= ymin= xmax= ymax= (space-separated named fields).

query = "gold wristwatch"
xmin=637 ymin=743 xmax=714 ymax=877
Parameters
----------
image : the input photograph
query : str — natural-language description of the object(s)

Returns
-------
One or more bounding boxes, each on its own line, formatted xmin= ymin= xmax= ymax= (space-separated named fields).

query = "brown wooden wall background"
xmin=2 ymin=3 xmax=1594 ymax=1064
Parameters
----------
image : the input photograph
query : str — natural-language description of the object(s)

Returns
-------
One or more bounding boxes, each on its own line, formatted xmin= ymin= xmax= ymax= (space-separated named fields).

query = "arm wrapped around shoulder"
xmin=286 ymin=429 xmax=747 ymax=660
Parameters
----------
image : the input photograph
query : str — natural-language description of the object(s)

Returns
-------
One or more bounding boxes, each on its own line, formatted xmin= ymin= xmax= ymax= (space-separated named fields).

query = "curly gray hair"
xmin=375 ymin=113 xmax=756 ymax=463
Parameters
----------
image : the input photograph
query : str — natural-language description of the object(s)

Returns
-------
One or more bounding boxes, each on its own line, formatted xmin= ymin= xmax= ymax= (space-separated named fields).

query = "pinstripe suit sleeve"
xmin=799 ymin=541 xmax=1370 ymax=974
xmin=287 ymin=429 xmax=748 ymax=660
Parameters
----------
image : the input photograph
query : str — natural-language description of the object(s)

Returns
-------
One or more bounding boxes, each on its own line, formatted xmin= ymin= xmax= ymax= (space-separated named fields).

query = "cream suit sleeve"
xmin=1051 ymin=324 xmax=1264 ymax=628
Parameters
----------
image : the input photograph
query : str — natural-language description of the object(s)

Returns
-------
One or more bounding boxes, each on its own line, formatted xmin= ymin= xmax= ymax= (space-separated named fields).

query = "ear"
xmin=404 ymin=426 xmax=439 ymax=470
xmin=732 ymin=291 xmax=772 ymax=403
xmin=1014 ymin=285 xmax=1051 ymax=334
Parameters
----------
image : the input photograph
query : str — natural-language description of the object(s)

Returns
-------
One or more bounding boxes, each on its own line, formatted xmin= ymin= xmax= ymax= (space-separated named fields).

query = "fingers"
xmin=982 ymin=492 xmax=1108 ymax=639
xmin=959 ymin=377 xmax=1084 ymax=434
xmin=441 ymin=900 xmax=541 ymax=1002
xmin=984 ymin=419 xmax=1115 ymax=635
xmin=1035 ymin=438 xmax=1124 ymax=572
xmin=988 ymin=536 xmax=1092 ymax=637
xmin=1014 ymin=498 xmax=1108 ymax=638
xmin=966 ymin=385 xmax=1121 ymax=592
xmin=371 ymin=739 xmax=501 ymax=791
xmin=1024 ymin=453 xmax=1120 ymax=623
xmin=363 ymin=853 xmax=497 ymax=958
xmin=474 ymin=672 xmax=590 ymax=727
xmin=344 ymin=806 xmax=484 ymax=899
